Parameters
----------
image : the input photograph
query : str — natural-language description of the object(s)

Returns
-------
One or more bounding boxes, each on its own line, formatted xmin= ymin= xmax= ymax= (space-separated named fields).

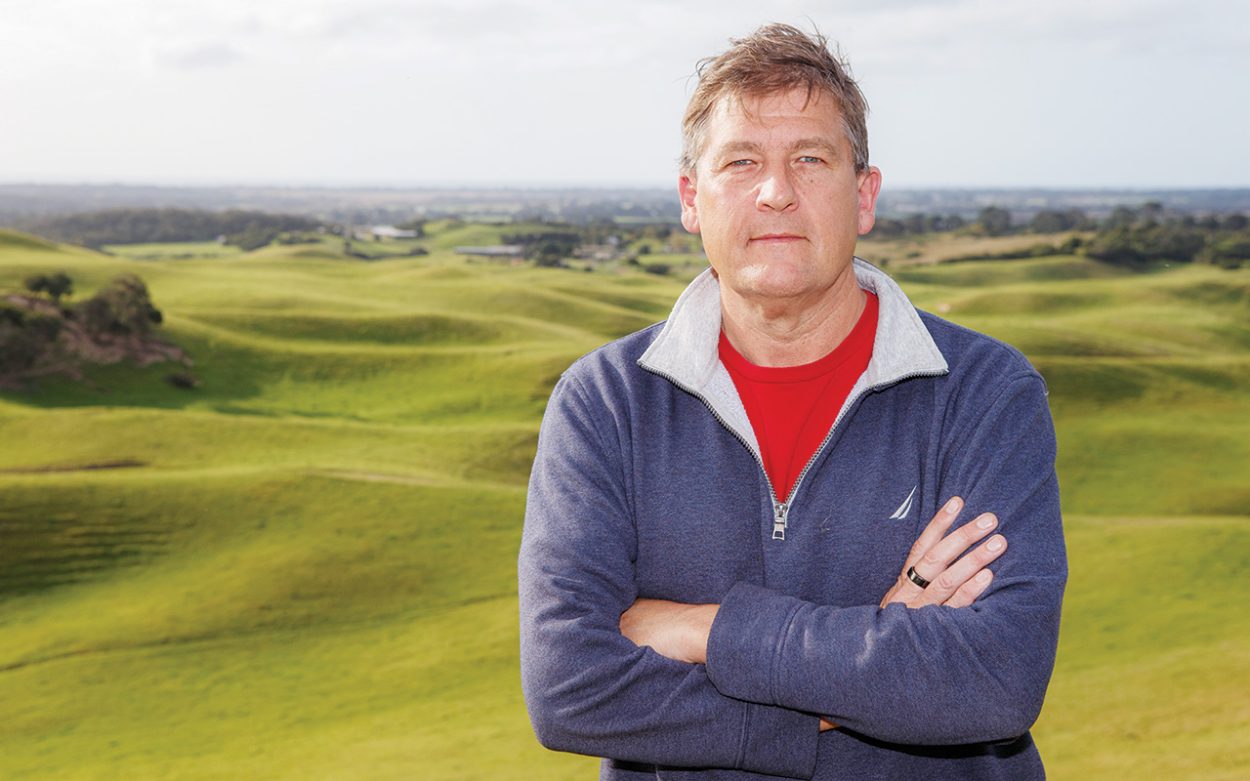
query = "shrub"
xmin=24 ymin=271 xmax=73 ymax=302
xmin=76 ymin=274 xmax=163 ymax=337
xmin=0 ymin=305 xmax=61 ymax=375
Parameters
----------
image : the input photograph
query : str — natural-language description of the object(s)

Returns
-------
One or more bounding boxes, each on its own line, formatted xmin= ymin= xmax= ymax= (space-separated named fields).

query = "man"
xmin=519 ymin=23 xmax=1065 ymax=781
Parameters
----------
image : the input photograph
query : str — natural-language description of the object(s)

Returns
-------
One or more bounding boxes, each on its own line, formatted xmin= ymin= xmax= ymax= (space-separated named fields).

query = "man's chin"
xmin=730 ymin=275 xmax=823 ymax=303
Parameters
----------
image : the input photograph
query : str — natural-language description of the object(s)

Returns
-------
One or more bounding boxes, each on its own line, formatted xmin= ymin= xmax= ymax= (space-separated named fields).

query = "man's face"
xmin=679 ymin=87 xmax=881 ymax=306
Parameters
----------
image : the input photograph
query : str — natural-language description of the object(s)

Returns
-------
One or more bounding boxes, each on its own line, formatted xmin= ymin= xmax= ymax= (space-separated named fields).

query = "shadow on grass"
xmin=0 ymin=330 xmax=266 ymax=412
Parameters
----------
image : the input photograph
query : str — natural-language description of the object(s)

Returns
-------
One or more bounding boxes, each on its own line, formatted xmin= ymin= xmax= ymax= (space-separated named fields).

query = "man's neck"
xmin=718 ymin=268 xmax=866 ymax=368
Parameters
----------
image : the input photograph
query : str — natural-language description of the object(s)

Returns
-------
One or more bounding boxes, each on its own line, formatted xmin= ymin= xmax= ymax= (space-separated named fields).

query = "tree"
xmin=24 ymin=207 xmax=322 ymax=248
xmin=24 ymin=271 xmax=74 ymax=303
xmin=1084 ymin=226 xmax=1145 ymax=266
xmin=1106 ymin=206 xmax=1137 ymax=229
xmin=46 ymin=272 xmax=74 ymax=302
xmin=1140 ymin=224 xmax=1205 ymax=262
xmin=1199 ymin=234 xmax=1250 ymax=268
xmin=1029 ymin=209 xmax=1091 ymax=234
xmin=1085 ymin=221 xmax=1209 ymax=267
xmin=227 ymin=224 xmax=278 ymax=251
xmin=1222 ymin=213 xmax=1248 ymax=231
xmin=24 ymin=274 xmax=49 ymax=297
xmin=903 ymin=213 xmax=928 ymax=235
xmin=1030 ymin=210 xmax=1070 ymax=234
xmin=977 ymin=206 xmax=1013 ymax=237
xmin=77 ymin=274 xmax=163 ymax=337
xmin=1064 ymin=209 xmax=1092 ymax=231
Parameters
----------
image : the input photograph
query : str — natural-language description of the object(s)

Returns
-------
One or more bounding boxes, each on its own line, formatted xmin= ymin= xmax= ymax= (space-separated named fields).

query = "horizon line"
xmin=3 ymin=180 xmax=1250 ymax=193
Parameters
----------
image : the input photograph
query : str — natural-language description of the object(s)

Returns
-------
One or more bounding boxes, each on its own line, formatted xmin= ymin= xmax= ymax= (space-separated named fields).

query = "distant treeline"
xmin=24 ymin=208 xmax=323 ymax=250
xmin=11 ymin=201 xmax=1250 ymax=270
xmin=870 ymin=203 xmax=1250 ymax=268
xmin=871 ymin=207 xmax=1095 ymax=239
xmin=1084 ymin=210 xmax=1250 ymax=268
xmin=8 ymin=184 xmax=1250 ymax=227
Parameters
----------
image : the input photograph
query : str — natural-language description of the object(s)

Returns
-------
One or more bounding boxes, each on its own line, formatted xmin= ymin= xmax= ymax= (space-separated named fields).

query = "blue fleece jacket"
xmin=519 ymin=259 xmax=1066 ymax=780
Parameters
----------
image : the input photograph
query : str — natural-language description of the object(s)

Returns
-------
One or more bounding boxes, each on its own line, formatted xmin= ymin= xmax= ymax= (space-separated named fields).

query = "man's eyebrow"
xmin=789 ymin=138 xmax=841 ymax=156
xmin=712 ymin=138 xmax=842 ymax=157
xmin=714 ymin=140 xmax=765 ymax=157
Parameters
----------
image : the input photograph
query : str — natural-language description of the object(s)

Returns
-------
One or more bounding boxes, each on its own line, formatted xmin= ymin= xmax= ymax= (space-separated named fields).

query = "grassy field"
xmin=103 ymin=241 xmax=245 ymax=261
xmin=1 ymin=227 xmax=1248 ymax=779
xmin=860 ymin=230 xmax=1088 ymax=267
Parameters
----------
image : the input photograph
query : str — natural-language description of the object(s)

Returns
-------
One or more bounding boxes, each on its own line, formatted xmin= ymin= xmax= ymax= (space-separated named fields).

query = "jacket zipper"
xmin=776 ymin=368 xmax=947 ymax=538
xmin=641 ymin=364 xmax=946 ymax=541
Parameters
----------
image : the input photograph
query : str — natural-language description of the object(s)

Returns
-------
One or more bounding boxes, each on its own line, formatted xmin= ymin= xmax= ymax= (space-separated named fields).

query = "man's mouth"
xmin=749 ymin=233 xmax=804 ymax=243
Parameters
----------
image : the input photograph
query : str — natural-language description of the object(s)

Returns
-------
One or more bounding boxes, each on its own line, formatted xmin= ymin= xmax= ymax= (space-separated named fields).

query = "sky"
xmin=2 ymin=0 xmax=1248 ymax=189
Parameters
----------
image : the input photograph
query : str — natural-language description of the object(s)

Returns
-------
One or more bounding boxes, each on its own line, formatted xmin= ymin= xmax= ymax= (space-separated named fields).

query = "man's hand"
xmin=879 ymin=496 xmax=1006 ymax=609
xmin=619 ymin=599 xmax=719 ymax=664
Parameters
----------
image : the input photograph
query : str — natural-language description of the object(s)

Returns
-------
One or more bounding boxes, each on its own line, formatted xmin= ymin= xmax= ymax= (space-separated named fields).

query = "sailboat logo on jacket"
xmin=888 ymin=485 xmax=918 ymax=520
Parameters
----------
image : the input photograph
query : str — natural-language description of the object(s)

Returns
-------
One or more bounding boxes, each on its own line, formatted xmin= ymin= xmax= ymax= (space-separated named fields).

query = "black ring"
xmin=905 ymin=566 xmax=931 ymax=589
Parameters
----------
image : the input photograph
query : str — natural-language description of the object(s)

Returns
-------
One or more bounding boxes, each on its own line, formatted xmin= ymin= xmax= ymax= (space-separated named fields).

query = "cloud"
xmin=152 ymin=42 xmax=246 ymax=70
xmin=838 ymin=0 xmax=1242 ymax=67
xmin=4 ymin=0 xmax=1247 ymax=187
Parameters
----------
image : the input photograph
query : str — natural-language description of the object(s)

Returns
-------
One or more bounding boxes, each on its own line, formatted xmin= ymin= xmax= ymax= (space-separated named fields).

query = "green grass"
xmin=1 ymin=228 xmax=1248 ymax=779
xmin=1033 ymin=515 xmax=1250 ymax=780
xmin=103 ymin=241 xmax=244 ymax=260
xmin=0 ymin=229 xmax=62 ymax=253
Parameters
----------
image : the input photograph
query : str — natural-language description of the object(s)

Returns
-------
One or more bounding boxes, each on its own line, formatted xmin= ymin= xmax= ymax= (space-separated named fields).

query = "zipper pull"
xmin=772 ymin=502 xmax=789 ymax=541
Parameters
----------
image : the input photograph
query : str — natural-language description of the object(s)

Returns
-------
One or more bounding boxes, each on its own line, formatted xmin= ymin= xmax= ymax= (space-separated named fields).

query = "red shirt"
xmin=718 ymin=292 xmax=878 ymax=501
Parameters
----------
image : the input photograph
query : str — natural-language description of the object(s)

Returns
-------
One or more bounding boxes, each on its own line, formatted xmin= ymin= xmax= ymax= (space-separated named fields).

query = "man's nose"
xmin=756 ymin=167 xmax=797 ymax=212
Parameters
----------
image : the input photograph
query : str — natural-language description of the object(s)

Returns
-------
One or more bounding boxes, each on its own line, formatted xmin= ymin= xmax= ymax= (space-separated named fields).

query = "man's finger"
xmin=912 ymin=512 xmax=998 ymax=584
xmin=904 ymin=496 xmax=964 ymax=569
xmin=944 ymin=568 xmax=993 ymax=608
xmin=917 ymin=533 xmax=1007 ymax=605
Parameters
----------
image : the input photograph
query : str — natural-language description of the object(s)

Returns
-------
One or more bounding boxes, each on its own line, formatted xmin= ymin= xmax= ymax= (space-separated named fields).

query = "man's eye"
xmin=797 ymin=156 xmax=824 ymax=164
xmin=728 ymin=159 xmax=754 ymax=167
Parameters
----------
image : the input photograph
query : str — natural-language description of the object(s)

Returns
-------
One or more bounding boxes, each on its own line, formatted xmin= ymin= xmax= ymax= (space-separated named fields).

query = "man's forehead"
xmin=703 ymin=87 xmax=845 ymax=144
xmin=712 ymin=85 xmax=834 ymax=118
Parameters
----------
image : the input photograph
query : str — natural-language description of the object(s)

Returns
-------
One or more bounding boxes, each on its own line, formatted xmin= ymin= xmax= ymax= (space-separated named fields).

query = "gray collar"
xmin=637 ymin=257 xmax=948 ymax=457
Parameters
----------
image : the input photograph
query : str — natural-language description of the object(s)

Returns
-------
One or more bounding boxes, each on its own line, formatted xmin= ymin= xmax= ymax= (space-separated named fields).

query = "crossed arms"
xmin=620 ymin=495 xmax=1007 ymax=731
xmin=518 ymin=370 xmax=1066 ymax=777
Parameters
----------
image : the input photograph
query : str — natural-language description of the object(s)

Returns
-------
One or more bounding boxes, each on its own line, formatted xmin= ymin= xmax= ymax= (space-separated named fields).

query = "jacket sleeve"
xmin=519 ymin=373 xmax=821 ymax=778
xmin=704 ymin=372 xmax=1067 ymax=746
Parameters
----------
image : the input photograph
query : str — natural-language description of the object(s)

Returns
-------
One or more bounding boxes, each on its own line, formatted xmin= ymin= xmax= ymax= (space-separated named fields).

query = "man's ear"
xmin=679 ymin=174 xmax=700 ymax=234
xmin=855 ymin=166 xmax=883 ymax=236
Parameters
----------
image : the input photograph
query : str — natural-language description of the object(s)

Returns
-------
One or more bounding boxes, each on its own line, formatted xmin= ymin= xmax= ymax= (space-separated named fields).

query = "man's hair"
xmin=679 ymin=23 xmax=870 ymax=175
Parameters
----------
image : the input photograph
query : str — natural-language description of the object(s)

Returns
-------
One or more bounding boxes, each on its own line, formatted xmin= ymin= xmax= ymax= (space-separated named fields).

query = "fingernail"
xmin=977 ymin=514 xmax=996 ymax=530
xmin=987 ymin=535 xmax=1004 ymax=552
xmin=977 ymin=569 xmax=992 ymax=583
xmin=945 ymin=497 xmax=962 ymax=514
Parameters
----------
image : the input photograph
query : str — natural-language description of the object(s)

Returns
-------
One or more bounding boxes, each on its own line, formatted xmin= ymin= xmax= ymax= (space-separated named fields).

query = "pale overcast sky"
xmin=2 ymin=0 xmax=1247 ymax=188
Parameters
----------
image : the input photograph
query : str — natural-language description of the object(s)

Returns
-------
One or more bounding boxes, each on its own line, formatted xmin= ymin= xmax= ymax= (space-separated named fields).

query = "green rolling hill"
xmin=1 ymin=228 xmax=1247 ymax=779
